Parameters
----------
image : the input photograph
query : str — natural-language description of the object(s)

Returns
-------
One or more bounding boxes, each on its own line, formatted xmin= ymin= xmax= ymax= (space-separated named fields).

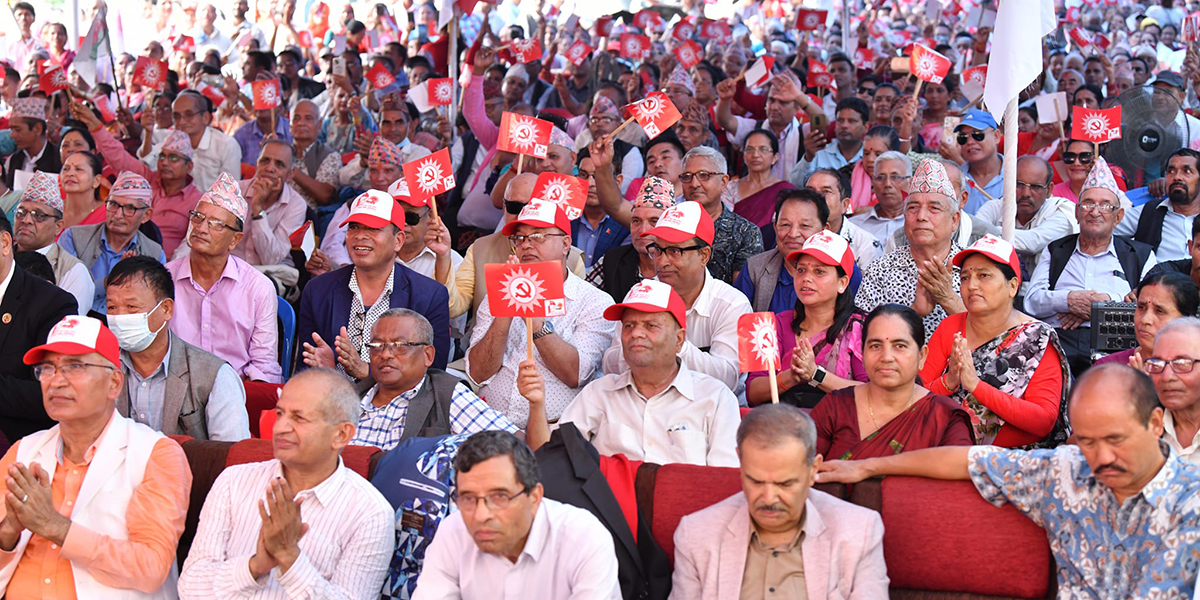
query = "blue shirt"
xmin=969 ymin=444 xmax=1200 ymax=599
xmin=1024 ymin=237 xmax=1157 ymax=327
xmin=962 ymin=156 xmax=1003 ymax=215
xmin=233 ymin=116 xmax=294 ymax=166
xmin=59 ymin=227 xmax=168 ymax=314
xmin=573 ymin=215 xmax=630 ymax=268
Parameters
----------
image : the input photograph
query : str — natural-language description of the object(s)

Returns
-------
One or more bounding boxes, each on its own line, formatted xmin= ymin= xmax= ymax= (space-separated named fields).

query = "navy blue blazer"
xmin=571 ymin=215 xmax=631 ymax=268
xmin=297 ymin=263 xmax=451 ymax=371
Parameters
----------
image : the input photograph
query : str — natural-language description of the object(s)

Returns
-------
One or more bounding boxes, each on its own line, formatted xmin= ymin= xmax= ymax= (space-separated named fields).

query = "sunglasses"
xmin=956 ymin=131 xmax=988 ymax=145
xmin=404 ymin=211 xmax=423 ymax=226
xmin=1062 ymin=152 xmax=1094 ymax=165
xmin=504 ymin=200 xmax=526 ymax=215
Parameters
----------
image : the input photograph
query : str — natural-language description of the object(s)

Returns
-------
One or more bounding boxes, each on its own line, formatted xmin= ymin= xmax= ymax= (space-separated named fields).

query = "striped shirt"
xmin=353 ymin=380 xmax=519 ymax=451
xmin=178 ymin=458 xmax=394 ymax=599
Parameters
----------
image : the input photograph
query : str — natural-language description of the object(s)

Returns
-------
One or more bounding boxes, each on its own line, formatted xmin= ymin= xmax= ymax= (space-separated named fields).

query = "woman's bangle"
xmin=898 ymin=137 xmax=911 ymax=143
xmin=939 ymin=373 xmax=958 ymax=392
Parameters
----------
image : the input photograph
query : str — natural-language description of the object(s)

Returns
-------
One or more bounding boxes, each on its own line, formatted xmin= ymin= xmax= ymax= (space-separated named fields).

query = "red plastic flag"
xmin=566 ymin=40 xmax=593 ymax=66
xmin=620 ymin=33 xmax=651 ymax=60
xmin=485 ymin=261 xmax=567 ymax=318
xmin=698 ymin=19 xmax=732 ymax=43
xmin=298 ymin=30 xmax=314 ymax=48
xmin=196 ymin=81 xmax=226 ymax=106
xmin=807 ymin=68 xmax=835 ymax=90
xmin=853 ymin=47 xmax=874 ymax=70
xmin=671 ymin=20 xmax=696 ymax=41
xmin=132 ymin=56 xmax=168 ymax=90
xmin=673 ymin=40 xmax=703 ymax=70
xmin=531 ymin=172 xmax=589 ymax=220
xmin=403 ymin=147 xmax=457 ymax=203
xmin=251 ymin=78 xmax=282 ymax=110
xmin=38 ymin=62 xmax=68 ymax=94
xmin=909 ymin=43 xmax=952 ymax=84
xmin=795 ymin=8 xmax=827 ymax=31
xmin=624 ymin=91 xmax=682 ymax=139
xmin=509 ymin=38 xmax=543 ymax=64
xmin=744 ymin=56 xmax=775 ymax=89
xmin=1185 ymin=15 xmax=1200 ymax=42
xmin=427 ymin=77 xmax=454 ymax=106
xmin=738 ymin=312 xmax=781 ymax=372
xmin=173 ymin=35 xmax=196 ymax=53
xmin=498 ymin=112 xmax=552 ymax=158
xmin=1068 ymin=27 xmax=1093 ymax=49
xmin=961 ymin=65 xmax=988 ymax=100
xmin=633 ymin=9 xmax=664 ymax=30
xmin=366 ymin=61 xmax=396 ymax=89
xmin=595 ymin=16 xmax=614 ymax=37
xmin=92 ymin=95 xmax=117 ymax=122
xmin=1071 ymin=106 xmax=1122 ymax=143
xmin=868 ymin=19 xmax=888 ymax=38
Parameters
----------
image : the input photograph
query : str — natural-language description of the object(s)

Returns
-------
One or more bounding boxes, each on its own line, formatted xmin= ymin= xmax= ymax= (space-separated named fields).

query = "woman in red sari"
xmin=813 ymin=303 xmax=974 ymax=461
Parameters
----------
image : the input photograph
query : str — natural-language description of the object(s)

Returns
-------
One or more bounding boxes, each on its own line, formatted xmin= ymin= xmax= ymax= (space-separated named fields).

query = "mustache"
xmin=1094 ymin=463 xmax=1125 ymax=476
xmin=754 ymin=503 xmax=787 ymax=512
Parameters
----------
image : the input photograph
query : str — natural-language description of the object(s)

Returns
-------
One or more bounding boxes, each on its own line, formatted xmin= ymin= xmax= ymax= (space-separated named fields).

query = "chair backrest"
xmin=260 ymin=410 xmax=277 ymax=439
xmin=277 ymin=296 xmax=296 ymax=379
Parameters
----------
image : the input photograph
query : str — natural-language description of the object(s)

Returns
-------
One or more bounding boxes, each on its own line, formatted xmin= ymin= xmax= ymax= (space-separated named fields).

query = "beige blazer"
xmin=669 ymin=489 xmax=889 ymax=600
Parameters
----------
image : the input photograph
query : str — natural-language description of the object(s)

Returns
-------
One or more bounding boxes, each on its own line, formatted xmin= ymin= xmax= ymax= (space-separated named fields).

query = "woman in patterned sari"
xmin=921 ymin=236 xmax=1072 ymax=448
xmin=813 ymin=304 xmax=974 ymax=461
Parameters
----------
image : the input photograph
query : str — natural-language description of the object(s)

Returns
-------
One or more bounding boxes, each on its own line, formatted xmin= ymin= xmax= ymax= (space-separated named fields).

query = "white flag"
xmin=75 ymin=8 xmax=110 ymax=87
xmin=983 ymin=0 xmax=1056 ymax=124
xmin=409 ymin=80 xmax=435 ymax=113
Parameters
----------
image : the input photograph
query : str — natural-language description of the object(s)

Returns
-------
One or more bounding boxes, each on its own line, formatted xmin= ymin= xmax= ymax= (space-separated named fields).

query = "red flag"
xmin=132 ymin=56 xmax=168 ymax=90
xmin=509 ymin=38 xmax=543 ymax=64
xmin=673 ymin=40 xmax=703 ymax=70
xmin=738 ymin=312 xmax=781 ymax=372
xmin=427 ymin=77 xmax=453 ymax=106
xmin=251 ymin=78 xmax=282 ymax=110
xmin=1185 ymin=15 xmax=1200 ymax=42
xmin=807 ymin=69 xmax=835 ymax=90
xmin=566 ymin=40 xmax=593 ymax=66
xmin=671 ymin=20 xmax=696 ymax=41
xmin=744 ymin=56 xmax=775 ymax=89
xmin=196 ymin=81 xmax=226 ymax=106
xmin=298 ymin=30 xmax=314 ymax=47
xmin=595 ymin=16 xmax=614 ymax=37
xmin=92 ymin=95 xmax=116 ymax=122
xmin=402 ymin=147 xmax=457 ymax=202
xmin=366 ymin=61 xmax=396 ymax=89
xmin=624 ymin=91 xmax=682 ymax=139
xmin=633 ymin=9 xmax=664 ymax=30
xmin=868 ymin=19 xmax=888 ymax=38
xmin=498 ymin=111 xmax=552 ymax=158
xmin=531 ymin=172 xmax=589 ymax=220
xmin=37 ymin=61 xmax=68 ymax=94
xmin=485 ymin=261 xmax=567 ymax=318
xmin=698 ymin=19 xmax=732 ymax=43
xmin=853 ymin=47 xmax=874 ymax=70
xmin=173 ymin=35 xmax=196 ymax=53
xmin=961 ymin=65 xmax=987 ymax=99
xmin=1068 ymin=27 xmax=1092 ymax=49
xmin=909 ymin=43 xmax=951 ymax=84
xmin=620 ymin=33 xmax=651 ymax=60
xmin=795 ymin=8 xmax=827 ymax=31
xmin=1071 ymin=106 xmax=1122 ymax=143
xmin=1094 ymin=32 xmax=1111 ymax=50
xmin=289 ymin=220 xmax=316 ymax=259
xmin=941 ymin=0 xmax=962 ymax=19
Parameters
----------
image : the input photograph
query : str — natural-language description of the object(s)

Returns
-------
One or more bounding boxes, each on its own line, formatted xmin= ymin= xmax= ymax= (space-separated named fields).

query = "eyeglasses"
xmin=504 ymin=200 xmax=526 ymax=215
xmin=646 ymin=243 xmax=707 ymax=260
xmin=1016 ymin=181 xmax=1050 ymax=193
xmin=1062 ymin=152 xmax=1094 ymax=165
xmin=188 ymin=210 xmax=239 ymax=232
xmin=508 ymin=233 xmax=567 ymax=246
xmin=404 ymin=210 xmax=425 ymax=227
xmin=1144 ymin=357 xmax=1200 ymax=374
xmin=1078 ymin=201 xmax=1118 ymax=214
xmin=106 ymin=199 xmax=149 ymax=217
xmin=157 ymin=153 xmax=191 ymax=164
xmin=452 ymin=487 xmax=531 ymax=512
xmin=872 ymin=174 xmax=911 ymax=184
xmin=588 ymin=116 xmax=615 ymax=125
xmin=679 ymin=171 xmax=719 ymax=183
xmin=956 ymin=131 xmax=988 ymax=145
xmin=13 ymin=207 xmax=58 ymax=223
xmin=366 ymin=340 xmax=428 ymax=355
xmin=743 ymin=146 xmax=775 ymax=155
xmin=33 ymin=362 xmax=114 ymax=381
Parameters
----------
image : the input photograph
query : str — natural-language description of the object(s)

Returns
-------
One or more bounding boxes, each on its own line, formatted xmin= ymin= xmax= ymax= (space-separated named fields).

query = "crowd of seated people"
xmin=0 ymin=0 xmax=1198 ymax=597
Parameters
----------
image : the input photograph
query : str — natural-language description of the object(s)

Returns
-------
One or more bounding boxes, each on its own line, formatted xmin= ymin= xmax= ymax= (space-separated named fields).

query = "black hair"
xmin=1073 ymin=83 xmax=1104 ymax=104
xmin=863 ymin=303 xmax=925 ymax=350
xmin=60 ymin=120 xmax=96 ymax=151
xmin=178 ymin=89 xmax=213 ymax=114
xmin=0 ymin=212 xmax=10 ymax=238
xmin=807 ymin=168 xmax=851 ymax=200
xmin=835 ymin=96 xmax=870 ymax=124
xmin=639 ymin=62 xmax=661 ymax=83
xmin=595 ymin=79 xmax=627 ymax=105
xmin=12 ymin=2 xmax=33 ymax=18
xmin=537 ymin=111 xmax=569 ymax=132
xmin=277 ymin=47 xmax=303 ymax=64
xmin=246 ymin=50 xmax=276 ymax=72
xmin=454 ymin=430 xmax=541 ymax=489
xmin=874 ymin=82 xmax=900 ymax=96
xmin=1071 ymin=363 xmax=1161 ymax=427
xmin=106 ymin=256 xmax=176 ymax=301
xmin=577 ymin=146 xmax=622 ymax=176
xmin=789 ymin=235 xmax=855 ymax=347
xmin=1138 ymin=271 xmax=1200 ymax=316
xmin=1166 ymin=148 xmax=1200 ymax=180
xmin=372 ymin=54 xmax=396 ymax=73
xmin=67 ymin=151 xmax=105 ymax=201
xmin=346 ymin=19 xmax=367 ymax=35
xmin=864 ymin=125 xmax=900 ymax=150
xmin=405 ymin=55 xmax=432 ymax=73
xmin=744 ymin=128 xmax=780 ymax=154
xmin=14 ymin=251 xmax=54 ymax=285
xmin=827 ymin=52 xmax=854 ymax=71
xmin=644 ymin=130 xmax=686 ymax=161
xmin=694 ymin=61 xmax=725 ymax=86
xmin=774 ymin=188 xmax=829 ymax=226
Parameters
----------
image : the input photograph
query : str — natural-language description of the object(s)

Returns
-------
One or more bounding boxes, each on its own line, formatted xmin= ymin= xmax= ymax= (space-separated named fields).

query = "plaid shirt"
xmin=353 ymin=379 xmax=517 ymax=451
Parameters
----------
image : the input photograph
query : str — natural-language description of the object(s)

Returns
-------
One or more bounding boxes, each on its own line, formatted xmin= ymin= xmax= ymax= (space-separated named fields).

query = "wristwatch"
xmin=251 ymin=210 xmax=266 ymax=221
xmin=811 ymin=366 xmax=828 ymax=386
xmin=532 ymin=321 xmax=555 ymax=340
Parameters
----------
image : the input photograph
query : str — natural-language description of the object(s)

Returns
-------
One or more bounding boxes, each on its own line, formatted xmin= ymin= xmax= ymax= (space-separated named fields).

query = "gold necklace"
xmin=866 ymin=385 xmax=919 ymax=432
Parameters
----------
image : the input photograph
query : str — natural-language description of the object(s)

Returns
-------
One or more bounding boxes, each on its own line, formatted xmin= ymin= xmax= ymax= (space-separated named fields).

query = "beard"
xmin=1169 ymin=182 xmax=1193 ymax=205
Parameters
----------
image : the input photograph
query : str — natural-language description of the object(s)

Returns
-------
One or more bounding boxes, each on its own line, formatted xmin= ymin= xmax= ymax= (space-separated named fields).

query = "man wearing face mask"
xmin=106 ymin=256 xmax=250 ymax=441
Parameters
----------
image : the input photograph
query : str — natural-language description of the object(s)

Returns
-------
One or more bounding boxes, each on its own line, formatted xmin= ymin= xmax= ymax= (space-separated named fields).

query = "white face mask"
xmin=108 ymin=299 xmax=167 ymax=353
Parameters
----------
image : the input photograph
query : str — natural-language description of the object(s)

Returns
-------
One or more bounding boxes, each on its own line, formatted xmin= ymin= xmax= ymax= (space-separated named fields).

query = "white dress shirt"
xmin=1024 ymin=237 xmax=1157 ymax=327
xmin=179 ymin=458 xmax=394 ymax=599
xmin=559 ymin=363 xmax=741 ymax=467
xmin=974 ymin=195 xmax=1078 ymax=274
xmin=413 ymin=498 xmax=621 ymax=600
xmin=145 ymin=127 xmax=243 ymax=192
xmin=838 ymin=216 xmax=881 ymax=269
xmin=603 ymin=270 xmax=751 ymax=392
xmin=234 ymin=180 xmax=309 ymax=268
xmin=1164 ymin=410 xmax=1200 ymax=466
xmin=35 ymin=243 xmax=94 ymax=316
xmin=1116 ymin=199 xmax=1198 ymax=262
xmin=466 ymin=272 xmax=615 ymax=428
xmin=850 ymin=207 xmax=905 ymax=246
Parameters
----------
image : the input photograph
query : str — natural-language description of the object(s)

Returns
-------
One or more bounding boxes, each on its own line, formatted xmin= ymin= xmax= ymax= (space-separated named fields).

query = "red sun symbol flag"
xmin=807 ymin=69 xmax=835 ymax=90
xmin=196 ymin=81 xmax=226 ymax=106
xmin=37 ymin=62 xmax=68 ymax=94
xmin=428 ymin=78 xmax=453 ymax=106
xmin=498 ymin=112 xmax=552 ymax=158
xmin=795 ymin=8 xmax=827 ymax=31
xmin=909 ymin=43 xmax=951 ymax=85
xmin=671 ymin=21 xmax=695 ymax=41
xmin=698 ymin=19 xmax=732 ymax=43
xmin=1185 ymin=15 xmax=1200 ymax=43
xmin=624 ymin=91 xmax=682 ymax=139
xmin=633 ymin=9 xmax=664 ymax=30
xmin=566 ymin=40 xmax=593 ymax=66
xmin=92 ymin=95 xmax=117 ymax=122
xmin=961 ymin=65 xmax=987 ymax=100
xmin=620 ymin=33 xmax=652 ymax=60
xmin=132 ymin=56 xmax=168 ymax=90
xmin=485 ymin=261 xmax=567 ymax=318
xmin=173 ymin=35 xmax=196 ymax=53
xmin=251 ymin=78 xmax=282 ymax=111
xmin=595 ymin=16 xmax=614 ymax=37
xmin=298 ymin=30 xmax=314 ymax=48
xmin=744 ymin=56 xmax=775 ymax=89
xmin=1068 ymin=27 xmax=1093 ymax=49
xmin=509 ymin=38 xmax=544 ymax=64
xmin=868 ymin=19 xmax=888 ymax=38
xmin=738 ymin=312 xmax=781 ymax=372
xmin=1071 ymin=106 xmax=1122 ymax=143
xmin=673 ymin=39 xmax=703 ymax=70
xmin=402 ymin=147 xmax=456 ymax=203
xmin=853 ymin=48 xmax=874 ymax=70
xmin=367 ymin=62 xmax=396 ymax=89
xmin=531 ymin=172 xmax=589 ymax=220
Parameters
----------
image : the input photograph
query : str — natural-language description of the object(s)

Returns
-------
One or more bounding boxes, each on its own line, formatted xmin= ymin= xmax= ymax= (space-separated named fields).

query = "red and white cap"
xmin=952 ymin=234 xmax=1021 ymax=284
xmin=23 ymin=315 xmax=120 ymax=366
xmin=387 ymin=177 xmax=426 ymax=208
xmin=641 ymin=201 xmax=714 ymax=245
xmin=786 ymin=230 xmax=855 ymax=274
xmin=602 ymin=279 xmax=687 ymax=328
xmin=340 ymin=189 xmax=406 ymax=230
xmin=501 ymin=200 xmax=571 ymax=235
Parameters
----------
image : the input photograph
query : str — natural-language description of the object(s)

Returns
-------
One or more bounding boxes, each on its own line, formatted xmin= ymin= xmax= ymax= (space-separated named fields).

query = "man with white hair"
xmin=179 ymin=368 xmax=394 ymax=598
xmin=856 ymin=160 xmax=965 ymax=339
xmin=850 ymin=151 xmax=911 ymax=243
xmin=677 ymin=146 xmax=763 ymax=283
xmin=883 ymin=160 xmax=1002 ymax=253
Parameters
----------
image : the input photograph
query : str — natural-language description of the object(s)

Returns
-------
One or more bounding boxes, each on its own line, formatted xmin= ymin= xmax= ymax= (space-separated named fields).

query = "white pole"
xmin=70 ymin=0 xmax=80 ymax=52
xmin=1001 ymin=96 xmax=1018 ymax=241
xmin=449 ymin=10 xmax=459 ymax=143
xmin=842 ymin=0 xmax=852 ymax=55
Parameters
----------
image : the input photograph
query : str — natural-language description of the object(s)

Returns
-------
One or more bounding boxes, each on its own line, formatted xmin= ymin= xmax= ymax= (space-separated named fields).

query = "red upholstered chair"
xmin=224 ymin=438 xmax=382 ymax=479
xmin=648 ymin=464 xmax=742 ymax=563
xmin=243 ymin=381 xmax=283 ymax=438
xmin=739 ymin=407 xmax=752 ymax=418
